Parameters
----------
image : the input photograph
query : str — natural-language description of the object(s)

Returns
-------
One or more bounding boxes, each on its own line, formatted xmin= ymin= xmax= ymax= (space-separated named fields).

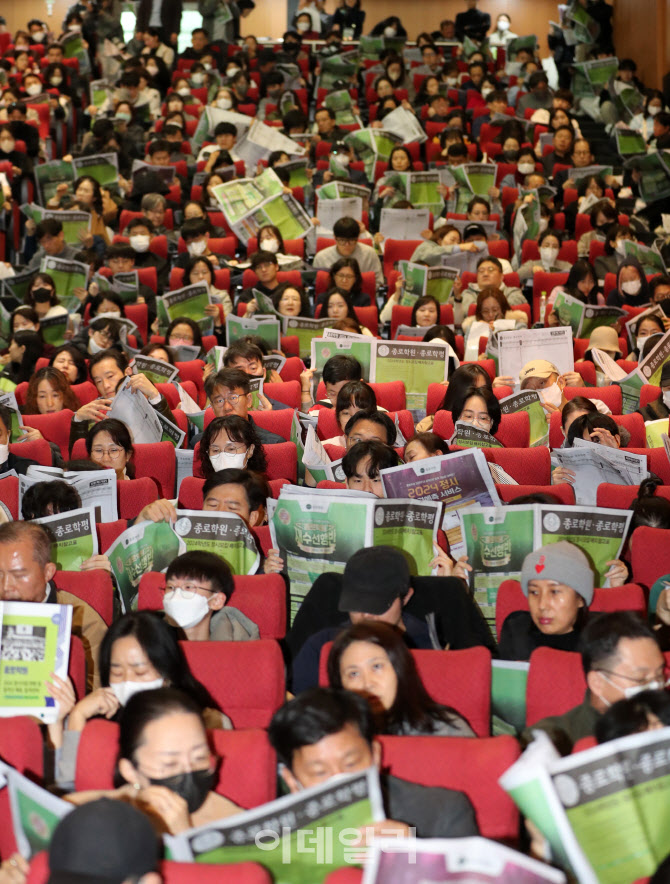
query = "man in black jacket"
xmin=135 ymin=0 xmax=182 ymax=47
xmin=455 ymin=0 xmax=491 ymax=44
xmin=269 ymin=687 xmax=479 ymax=839
xmin=0 ymin=405 xmax=39 ymax=476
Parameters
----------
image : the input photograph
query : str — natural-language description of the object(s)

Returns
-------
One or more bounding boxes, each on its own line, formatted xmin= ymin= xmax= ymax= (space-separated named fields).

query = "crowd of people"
xmin=1 ymin=0 xmax=670 ymax=880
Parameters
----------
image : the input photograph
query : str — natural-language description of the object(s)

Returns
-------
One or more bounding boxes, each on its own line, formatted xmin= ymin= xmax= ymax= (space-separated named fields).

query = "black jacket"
xmin=0 ymin=452 xmax=41 ymax=476
xmin=383 ymin=773 xmax=478 ymax=838
xmin=135 ymin=0 xmax=183 ymax=35
xmin=498 ymin=611 xmax=582 ymax=662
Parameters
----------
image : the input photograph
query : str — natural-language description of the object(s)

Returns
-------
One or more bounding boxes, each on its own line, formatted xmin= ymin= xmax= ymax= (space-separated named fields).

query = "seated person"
xmin=638 ymin=361 xmax=670 ymax=421
xmin=198 ymin=414 xmax=267 ymax=478
xmin=197 ymin=122 xmax=239 ymax=165
xmin=451 ymin=256 xmax=524 ymax=329
xmin=328 ymin=621 xmax=475 ymax=736
xmin=301 ymin=354 xmax=363 ymax=411
xmin=517 ymin=229 xmax=572 ymax=282
xmin=161 ymin=550 xmax=259 ymax=640
xmin=102 ymin=243 xmax=156 ymax=316
xmin=0 ymin=521 xmax=107 ymax=690
xmin=343 ymin=412 xmax=396 ymax=452
xmin=237 ymin=250 xmax=282 ymax=307
xmin=269 ymin=687 xmax=478 ymax=838
xmin=461 ymin=286 xmax=528 ymax=337
xmin=499 ymin=541 xmax=594 ymax=660
xmin=409 ymin=224 xmax=481 ymax=266
xmin=69 ymin=349 xmax=174 ymax=451
xmin=124 ymin=217 xmax=168 ymax=292
xmin=322 ymin=381 xmax=380 ymax=446
xmin=201 ymin=368 xmax=285 ymax=446
xmin=28 ymin=218 xmax=81 ymax=269
xmin=313 ymin=217 xmax=384 ymax=288
xmin=0 ymin=402 xmax=41 ymax=474
xmin=86 ymin=418 xmax=136 ymax=482
xmin=494 ymin=358 xmax=583 ymax=409
xmin=174 ymin=217 xmax=221 ymax=269
xmin=523 ymin=612 xmax=666 ymax=752
xmin=312 ymin=141 xmax=370 ymax=189
xmin=310 ymin=106 xmax=350 ymax=154
xmin=221 ymin=340 xmax=288 ymax=409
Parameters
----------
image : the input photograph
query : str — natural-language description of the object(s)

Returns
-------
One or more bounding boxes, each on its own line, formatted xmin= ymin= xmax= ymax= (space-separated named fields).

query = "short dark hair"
xmin=180 ymin=217 xmax=209 ymax=241
xmin=315 ymin=106 xmax=336 ymax=120
xmin=250 ymin=249 xmax=279 ymax=270
xmin=566 ymin=412 xmax=620 ymax=448
xmin=332 ymin=217 xmax=360 ymax=241
xmin=223 ymin=340 xmax=265 ymax=367
xmin=87 ymin=349 xmax=128 ymax=380
xmin=165 ymin=550 xmax=233 ymax=598
xmin=35 ymin=218 xmax=62 ymax=240
xmin=342 ymin=439 xmax=400 ymax=479
xmin=322 ymin=355 xmax=362 ymax=386
xmin=205 ymin=368 xmax=251 ymax=399
xmin=0 ymin=404 xmax=13 ymax=438
xmin=477 ymin=254 xmax=503 ymax=272
xmin=201 ymin=468 xmax=270 ymax=515
xmin=106 ymin=243 xmax=135 ymax=262
xmin=581 ymin=612 xmax=658 ymax=677
xmin=214 ymin=121 xmax=237 ymax=137
xmin=22 ymin=480 xmax=82 ymax=521
xmin=126 ymin=216 xmax=155 ymax=234
xmin=268 ymin=687 xmax=375 ymax=769
xmin=344 ymin=410 xmax=395 ymax=446
xmin=335 ymin=381 xmax=376 ymax=420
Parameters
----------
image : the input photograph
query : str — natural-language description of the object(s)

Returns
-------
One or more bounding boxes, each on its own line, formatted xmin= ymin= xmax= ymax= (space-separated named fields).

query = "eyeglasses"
xmin=91 ymin=446 xmax=124 ymax=459
xmin=334 ymin=272 xmax=356 ymax=281
xmin=208 ymin=443 xmax=246 ymax=456
xmin=460 ymin=411 xmax=492 ymax=426
xmin=596 ymin=667 xmax=670 ymax=687
xmin=211 ymin=393 xmax=244 ymax=407
xmin=163 ymin=583 xmax=216 ymax=598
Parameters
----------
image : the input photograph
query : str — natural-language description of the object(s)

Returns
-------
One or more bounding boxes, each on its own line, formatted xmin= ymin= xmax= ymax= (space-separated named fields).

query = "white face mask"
xmin=177 ymin=87 xmax=191 ymax=97
xmin=540 ymin=245 xmax=559 ymax=268
xmin=32 ymin=30 xmax=46 ymax=42
xmin=498 ymin=19 xmax=510 ymax=31
xmin=187 ymin=239 xmax=207 ymax=256
xmin=600 ymin=672 xmax=665 ymax=703
xmin=384 ymin=26 xmax=397 ymax=37
xmin=129 ymin=235 xmax=150 ymax=253
xmin=210 ymin=450 xmax=247 ymax=471
xmin=50 ymin=75 xmax=63 ymax=86
xmin=539 ymin=218 xmax=549 ymax=233
xmin=334 ymin=154 xmax=350 ymax=168
xmin=446 ymin=77 xmax=459 ymax=86
xmin=88 ymin=337 xmax=105 ymax=354
xmin=217 ymin=98 xmax=232 ymax=109
xmin=226 ymin=66 xmax=240 ymax=77
xmin=191 ymin=72 xmax=205 ymax=85
xmin=69 ymin=24 xmax=82 ymax=32
xmin=262 ymin=238 xmax=280 ymax=254
xmin=621 ymin=279 xmax=642 ymax=296
xmin=204 ymin=62 xmax=212 ymax=71
xmin=163 ymin=589 xmax=211 ymax=630
xmin=649 ymin=105 xmax=662 ymax=116
xmin=538 ymin=382 xmax=562 ymax=409
xmin=26 ymin=84 xmax=42 ymax=96
xmin=0 ymin=442 xmax=8 ymax=464
xmin=109 ymin=677 xmax=164 ymax=707
xmin=615 ymin=239 xmax=628 ymax=256
xmin=518 ymin=162 xmax=535 ymax=175
xmin=663 ymin=391 xmax=670 ymax=409
xmin=297 ymin=20 xmax=310 ymax=32
xmin=481 ymin=87 xmax=493 ymax=99
xmin=146 ymin=65 xmax=158 ymax=76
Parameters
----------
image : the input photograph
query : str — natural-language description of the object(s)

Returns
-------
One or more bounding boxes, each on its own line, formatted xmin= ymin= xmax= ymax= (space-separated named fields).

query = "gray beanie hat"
xmin=521 ymin=540 xmax=594 ymax=605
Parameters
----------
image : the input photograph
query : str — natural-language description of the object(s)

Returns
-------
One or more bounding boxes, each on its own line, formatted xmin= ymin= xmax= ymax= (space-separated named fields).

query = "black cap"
xmin=338 ymin=547 xmax=411 ymax=615
xmin=47 ymin=799 xmax=160 ymax=884
xmin=463 ymin=223 xmax=487 ymax=239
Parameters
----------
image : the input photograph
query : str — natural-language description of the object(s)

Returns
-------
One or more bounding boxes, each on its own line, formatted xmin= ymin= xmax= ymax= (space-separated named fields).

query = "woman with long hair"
xmin=198 ymin=415 xmax=267 ymax=479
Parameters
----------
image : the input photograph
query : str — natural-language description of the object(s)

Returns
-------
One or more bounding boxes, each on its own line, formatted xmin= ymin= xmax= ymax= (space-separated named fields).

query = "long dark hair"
xmin=199 ymin=415 xmax=267 ymax=478
xmin=49 ymin=344 xmax=88 ymax=385
xmin=165 ymin=317 xmax=204 ymax=350
xmin=564 ymin=259 xmax=600 ymax=306
xmin=327 ymin=622 xmax=469 ymax=735
xmin=85 ymin=417 xmax=136 ymax=479
xmin=321 ymin=287 xmax=358 ymax=321
xmin=100 ymin=612 xmax=218 ymax=709
xmin=628 ymin=477 xmax=670 ymax=533
xmin=6 ymin=331 xmax=43 ymax=384
xmin=24 ymin=366 xmax=78 ymax=414
xmin=450 ymin=384 xmax=502 ymax=435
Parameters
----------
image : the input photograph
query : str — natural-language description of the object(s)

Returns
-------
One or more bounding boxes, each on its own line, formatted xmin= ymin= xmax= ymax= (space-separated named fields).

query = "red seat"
xmin=532 ymin=272 xmax=569 ymax=323
xmin=388 ymin=304 xmax=454 ymax=340
xmin=21 ymin=410 xmax=74 ymax=461
xmin=177 ymin=236 xmax=237 ymax=259
xmin=160 ymin=861 xmax=273 ymax=884
xmin=496 ymin=580 xmax=646 ymax=640
xmin=138 ymin=571 xmax=287 ymax=639
xmin=382 ymin=239 xmax=424 ymax=281
xmin=125 ymin=303 xmax=149 ymax=344
xmin=71 ymin=381 xmax=99 ymax=405
xmin=526 ymin=647 xmax=585 ymax=726
xmin=53 ymin=569 xmax=114 ymax=626
xmin=314 ymin=270 xmax=376 ymax=307
xmin=169 ymin=266 xmax=230 ymax=291
xmin=119 ymin=208 xmax=174 ymax=233
xmin=563 ymin=385 xmax=622 ymax=414
xmin=117 ymin=476 xmax=160 ymax=520
xmin=624 ymin=448 xmax=670 ymax=484
xmin=72 ymin=440 xmax=175 ymax=498
xmin=174 ymin=360 xmax=206 ymax=407
xmin=75 ymin=719 xmax=276 ymax=808
xmin=277 ymin=356 xmax=303 ymax=384
xmin=319 ymin=646 xmax=492 ymax=737
xmin=180 ymin=640 xmax=285 ymax=727
xmin=0 ymin=716 xmax=46 ymax=862
xmin=203 ymin=440 xmax=298 ymax=483
xmin=482 ymin=447 xmax=551 ymax=484
xmin=597 ymin=482 xmax=670 ymax=510
xmin=378 ymin=734 xmax=520 ymax=841
xmin=247 ymin=236 xmax=305 ymax=259
xmin=573 ymin=361 xmax=596 ymax=386
xmin=631 ymin=526 xmax=670 ymax=590
xmin=315 ymin=380 xmax=407 ymax=413
xmin=9 ymin=438 xmax=52 ymax=467
xmin=521 ymin=239 xmax=577 ymax=265
xmin=263 ymin=380 xmax=301 ymax=409
xmin=434 ymin=409 xmax=531 ymax=448
xmin=0 ymin=475 xmax=18 ymax=519
xmin=495 ymin=482 xmax=576 ymax=505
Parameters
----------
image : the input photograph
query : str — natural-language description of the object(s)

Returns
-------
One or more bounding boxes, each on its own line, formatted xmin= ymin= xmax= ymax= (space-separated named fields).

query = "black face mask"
xmin=32 ymin=287 xmax=53 ymax=303
xmin=148 ymin=768 xmax=215 ymax=814
xmin=503 ymin=149 xmax=520 ymax=162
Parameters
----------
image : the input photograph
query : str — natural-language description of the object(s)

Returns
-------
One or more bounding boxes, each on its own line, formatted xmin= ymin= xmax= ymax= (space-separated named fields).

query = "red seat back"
xmin=378 ymin=734 xmax=520 ymax=840
xmin=21 ymin=410 xmax=74 ymax=461
xmin=0 ymin=475 xmax=19 ymax=519
xmin=526 ymin=648 xmax=585 ymax=725
xmin=482 ymin=447 xmax=551 ymax=484
xmin=117 ymin=476 xmax=160 ymax=520
xmin=9 ymin=438 xmax=53 ymax=466
xmin=53 ymin=569 xmax=114 ymax=626
xmin=72 ymin=439 xmax=176 ymax=498
xmin=495 ymin=482 xmax=575 ymax=505
xmin=563 ymin=385 xmax=622 ymax=414
xmin=180 ymin=640 xmax=285 ymax=727
xmin=631 ymin=526 xmax=670 ymax=590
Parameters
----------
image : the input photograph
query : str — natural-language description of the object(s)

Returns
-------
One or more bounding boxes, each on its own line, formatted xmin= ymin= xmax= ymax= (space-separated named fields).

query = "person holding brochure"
xmin=313 ymin=217 xmax=384 ymax=288
xmin=498 ymin=541 xmax=594 ymax=662
xmin=86 ymin=419 xmax=136 ymax=481
xmin=301 ymin=354 xmax=363 ymax=411
xmin=328 ymin=622 xmax=475 ymax=737
xmin=523 ymin=612 xmax=666 ymax=751
xmin=342 ymin=439 xmax=399 ymax=496
xmin=201 ymin=368 xmax=285 ymax=446
xmin=0 ymin=522 xmax=107 ymax=692
xmin=461 ymin=287 xmax=529 ymax=338
xmin=197 ymin=415 xmax=267 ymax=478
xmin=269 ymin=687 xmax=478 ymax=839
xmin=638 ymin=361 xmax=670 ymax=421
xmin=64 ymin=688 xmax=241 ymax=834
xmin=606 ymin=257 xmax=651 ymax=308
xmin=0 ymin=404 xmax=41 ymax=475
xmin=27 ymin=219 xmax=81 ymax=270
